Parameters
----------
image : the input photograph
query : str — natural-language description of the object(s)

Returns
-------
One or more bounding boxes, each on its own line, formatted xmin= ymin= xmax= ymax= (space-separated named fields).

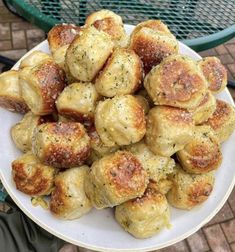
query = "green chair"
xmin=0 ymin=182 xmax=7 ymax=202
xmin=4 ymin=0 xmax=235 ymax=52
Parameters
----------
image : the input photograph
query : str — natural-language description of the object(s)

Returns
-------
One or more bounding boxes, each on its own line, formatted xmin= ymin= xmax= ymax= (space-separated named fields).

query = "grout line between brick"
xmin=226 ymin=46 xmax=235 ymax=61
xmin=203 ymin=216 xmax=234 ymax=229
xmin=185 ymin=237 xmax=192 ymax=252
xmin=188 ymin=228 xmax=211 ymax=252
xmin=202 ymin=227 xmax=212 ymax=251
xmin=219 ymin=223 xmax=234 ymax=251
xmin=9 ymin=21 xmax=13 ymax=49
xmin=227 ymin=200 xmax=235 ymax=216
xmin=24 ymin=29 xmax=29 ymax=51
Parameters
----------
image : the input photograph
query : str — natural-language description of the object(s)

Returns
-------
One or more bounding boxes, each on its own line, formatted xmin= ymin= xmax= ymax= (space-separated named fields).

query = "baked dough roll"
xmin=52 ymin=45 xmax=69 ymax=70
xmin=204 ymin=99 xmax=235 ymax=143
xmin=48 ymin=24 xmax=80 ymax=70
xmin=56 ymin=82 xmax=99 ymax=126
xmin=85 ymin=9 xmax=129 ymax=48
xmin=145 ymin=106 xmax=194 ymax=157
xmin=144 ymin=55 xmax=208 ymax=109
xmin=199 ymin=57 xmax=227 ymax=94
xmin=50 ymin=166 xmax=92 ymax=220
xmin=95 ymin=48 xmax=143 ymax=97
xmin=125 ymin=141 xmax=175 ymax=182
xmin=19 ymin=51 xmax=52 ymax=68
xmin=0 ymin=70 xmax=28 ymax=113
xmin=65 ymin=26 xmax=114 ymax=82
xmin=95 ymin=95 xmax=146 ymax=147
xmin=84 ymin=151 xmax=148 ymax=209
xmin=190 ymin=92 xmax=216 ymax=125
xmin=115 ymin=181 xmax=170 ymax=238
xmin=12 ymin=151 xmax=57 ymax=196
xmin=19 ymin=59 xmax=66 ymax=115
xmin=48 ymin=24 xmax=80 ymax=54
xmin=167 ymin=164 xmax=215 ymax=210
xmin=177 ymin=125 xmax=222 ymax=174
xmin=130 ymin=26 xmax=178 ymax=74
xmin=11 ymin=111 xmax=53 ymax=152
xmin=131 ymin=20 xmax=173 ymax=39
xmin=32 ymin=122 xmax=90 ymax=168
xmin=87 ymin=126 xmax=119 ymax=163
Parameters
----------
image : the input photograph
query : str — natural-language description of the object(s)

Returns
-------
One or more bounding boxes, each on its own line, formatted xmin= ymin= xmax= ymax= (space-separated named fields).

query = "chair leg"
xmin=2 ymin=0 xmax=25 ymax=19
xmin=228 ymin=80 xmax=235 ymax=89
xmin=0 ymin=55 xmax=16 ymax=72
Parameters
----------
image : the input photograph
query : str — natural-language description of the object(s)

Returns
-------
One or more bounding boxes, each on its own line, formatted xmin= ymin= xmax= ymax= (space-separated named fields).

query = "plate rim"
xmin=1 ymin=25 xmax=235 ymax=251
xmin=1 ymin=167 xmax=235 ymax=252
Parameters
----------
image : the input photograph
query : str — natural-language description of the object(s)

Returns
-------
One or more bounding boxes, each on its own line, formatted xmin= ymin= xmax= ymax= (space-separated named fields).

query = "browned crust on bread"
xmin=206 ymin=100 xmax=231 ymax=130
xmin=160 ymin=60 xmax=204 ymax=102
xmin=105 ymin=151 xmax=147 ymax=195
xmin=35 ymin=61 xmax=66 ymax=113
xmin=188 ymin=182 xmax=213 ymax=205
xmin=131 ymin=31 xmax=176 ymax=74
xmin=0 ymin=96 xmax=29 ymax=113
xmin=12 ymin=161 xmax=54 ymax=196
xmin=48 ymin=24 xmax=80 ymax=52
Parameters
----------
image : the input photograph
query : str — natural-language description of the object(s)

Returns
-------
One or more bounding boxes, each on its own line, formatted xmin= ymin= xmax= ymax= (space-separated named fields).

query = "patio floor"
xmin=0 ymin=0 xmax=235 ymax=251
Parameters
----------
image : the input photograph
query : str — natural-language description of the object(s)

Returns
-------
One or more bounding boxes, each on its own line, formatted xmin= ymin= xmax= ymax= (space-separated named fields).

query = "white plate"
xmin=0 ymin=24 xmax=235 ymax=252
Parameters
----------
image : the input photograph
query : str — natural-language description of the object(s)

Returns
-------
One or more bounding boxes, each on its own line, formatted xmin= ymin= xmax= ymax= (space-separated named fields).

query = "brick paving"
xmin=0 ymin=0 xmax=234 ymax=251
